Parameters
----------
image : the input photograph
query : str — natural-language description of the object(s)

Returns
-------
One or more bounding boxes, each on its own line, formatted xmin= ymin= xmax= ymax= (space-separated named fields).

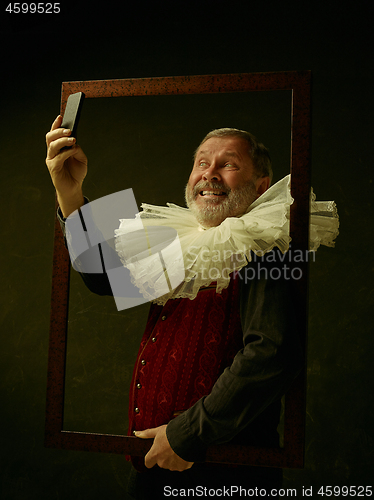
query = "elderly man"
xmin=46 ymin=116 xmax=302 ymax=498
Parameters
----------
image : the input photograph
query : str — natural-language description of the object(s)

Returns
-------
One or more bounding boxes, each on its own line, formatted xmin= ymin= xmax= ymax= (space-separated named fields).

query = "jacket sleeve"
xmin=166 ymin=257 xmax=303 ymax=462
xmin=57 ymin=202 xmax=117 ymax=296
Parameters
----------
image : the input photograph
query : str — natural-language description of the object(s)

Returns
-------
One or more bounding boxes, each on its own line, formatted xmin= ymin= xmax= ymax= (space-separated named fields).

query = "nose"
xmin=202 ymin=162 xmax=221 ymax=182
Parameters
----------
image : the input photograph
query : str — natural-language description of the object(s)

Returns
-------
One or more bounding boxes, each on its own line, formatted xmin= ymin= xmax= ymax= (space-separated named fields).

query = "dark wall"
xmin=1 ymin=1 xmax=372 ymax=498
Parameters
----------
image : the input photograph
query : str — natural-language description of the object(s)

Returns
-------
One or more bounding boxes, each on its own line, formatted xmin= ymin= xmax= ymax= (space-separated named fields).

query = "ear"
xmin=254 ymin=176 xmax=270 ymax=198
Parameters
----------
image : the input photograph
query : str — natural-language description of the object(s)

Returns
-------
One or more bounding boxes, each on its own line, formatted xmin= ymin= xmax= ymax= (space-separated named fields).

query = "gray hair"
xmin=194 ymin=128 xmax=273 ymax=182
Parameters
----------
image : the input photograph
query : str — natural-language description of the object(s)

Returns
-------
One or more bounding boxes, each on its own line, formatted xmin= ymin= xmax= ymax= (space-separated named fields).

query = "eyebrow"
xmin=196 ymin=150 xmax=241 ymax=159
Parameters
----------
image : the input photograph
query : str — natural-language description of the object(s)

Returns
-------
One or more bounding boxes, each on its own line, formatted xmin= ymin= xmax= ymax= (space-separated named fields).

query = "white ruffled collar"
xmin=115 ymin=175 xmax=339 ymax=305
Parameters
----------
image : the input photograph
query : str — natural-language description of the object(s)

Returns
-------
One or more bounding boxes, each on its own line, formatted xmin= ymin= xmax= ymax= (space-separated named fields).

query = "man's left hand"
xmin=135 ymin=425 xmax=194 ymax=471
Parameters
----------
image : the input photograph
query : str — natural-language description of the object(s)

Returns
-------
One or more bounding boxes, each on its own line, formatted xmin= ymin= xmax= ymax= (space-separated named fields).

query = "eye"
xmin=198 ymin=160 xmax=208 ymax=167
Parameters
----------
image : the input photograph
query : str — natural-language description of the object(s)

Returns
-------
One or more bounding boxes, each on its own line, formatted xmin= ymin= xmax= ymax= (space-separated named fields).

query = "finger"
xmin=46 ymin=127 xmax=72 ymax=148
xmin=144 ymin=445 xmax=158 ymax=469
xmin=46 ymin=136 xmax=76 ymax=160
xmin=134 ymin=428 xmax=157 ymax=439
xmin=46 ymin=146 xmax=80 ymax=173
xmin=50 ymin=114 xmax=63 ymax=132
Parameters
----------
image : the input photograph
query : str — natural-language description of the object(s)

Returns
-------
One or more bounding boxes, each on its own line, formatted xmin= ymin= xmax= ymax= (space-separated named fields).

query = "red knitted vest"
xmin=128 ymin=276 xmax=243 ymax=466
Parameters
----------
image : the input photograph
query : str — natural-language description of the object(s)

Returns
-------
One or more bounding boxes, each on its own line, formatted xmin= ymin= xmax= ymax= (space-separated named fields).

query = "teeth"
xmin=201 ymin=191 xmax=225 ymax=196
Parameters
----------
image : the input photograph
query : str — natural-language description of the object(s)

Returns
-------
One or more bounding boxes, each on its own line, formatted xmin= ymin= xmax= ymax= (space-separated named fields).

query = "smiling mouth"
xmin=199 ymin=190 xmax=227 ymax=197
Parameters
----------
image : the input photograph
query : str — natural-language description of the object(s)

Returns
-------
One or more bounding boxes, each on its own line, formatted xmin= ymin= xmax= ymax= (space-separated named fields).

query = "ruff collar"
xmin=115 ymin=175 xmax=339 ymax=305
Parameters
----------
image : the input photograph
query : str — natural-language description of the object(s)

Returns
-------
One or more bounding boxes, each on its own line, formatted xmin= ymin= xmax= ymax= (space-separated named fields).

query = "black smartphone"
xmin=60 ymin=91 xmax=85 ymax=149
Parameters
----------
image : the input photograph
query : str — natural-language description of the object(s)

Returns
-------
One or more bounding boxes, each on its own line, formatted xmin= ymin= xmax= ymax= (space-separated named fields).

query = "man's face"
xmin=185 ymin=136 xmax=267 ymax=227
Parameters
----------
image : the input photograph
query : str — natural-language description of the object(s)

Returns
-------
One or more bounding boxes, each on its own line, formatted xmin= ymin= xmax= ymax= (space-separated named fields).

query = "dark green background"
xmin=1 ymin=1 xmax=372 ymax=498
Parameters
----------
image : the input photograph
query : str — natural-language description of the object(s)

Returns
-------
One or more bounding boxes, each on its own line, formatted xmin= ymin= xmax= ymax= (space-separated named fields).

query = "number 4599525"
xmin=5 ymin=3 xmax=61 ymax=14
xmin=318 ymin=486 xmax=372 ymax=497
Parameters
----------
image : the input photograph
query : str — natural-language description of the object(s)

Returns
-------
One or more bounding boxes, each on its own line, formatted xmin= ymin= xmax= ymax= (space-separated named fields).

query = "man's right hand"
xmin=46 ymin=114 xmax=88 ymax=218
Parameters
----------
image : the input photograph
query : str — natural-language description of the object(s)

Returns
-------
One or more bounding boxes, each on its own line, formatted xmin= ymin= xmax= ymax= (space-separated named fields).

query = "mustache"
xmin=192 ymin=181 xmax=231 ymax=197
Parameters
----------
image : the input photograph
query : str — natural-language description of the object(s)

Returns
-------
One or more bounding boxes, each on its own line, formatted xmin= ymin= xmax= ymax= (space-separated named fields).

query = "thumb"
xmin=134 ymin=428 xmax=157 ymax=439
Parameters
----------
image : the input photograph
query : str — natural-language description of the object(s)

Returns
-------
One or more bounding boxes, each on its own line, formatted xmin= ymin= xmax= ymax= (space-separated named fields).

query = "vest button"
xmin=161 ymin=315 xmax=167 ymax=321
xmin=136 ymin=383 xmax=142 ymax=389
xmin=135 ymin=407 xmax=140 ymax=413
xmin=141 ymin=359 xmax=146 ymax=365
xmin=152 ymin=337 xmax=157 ymax=343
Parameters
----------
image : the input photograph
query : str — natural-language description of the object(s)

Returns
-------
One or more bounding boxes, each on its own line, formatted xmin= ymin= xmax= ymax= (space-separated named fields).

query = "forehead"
xmin=195 ymin=136 xmax=251 ymax=159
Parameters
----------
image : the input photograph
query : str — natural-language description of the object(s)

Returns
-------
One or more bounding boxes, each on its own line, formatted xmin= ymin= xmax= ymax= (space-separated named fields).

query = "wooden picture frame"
xmin=45 ymin=71 xmax=311 ymax=468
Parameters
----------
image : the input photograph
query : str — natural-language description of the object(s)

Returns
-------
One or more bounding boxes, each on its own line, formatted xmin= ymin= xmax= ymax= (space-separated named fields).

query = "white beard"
xmin=185 ymin=180 xmax=258 ymax=227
